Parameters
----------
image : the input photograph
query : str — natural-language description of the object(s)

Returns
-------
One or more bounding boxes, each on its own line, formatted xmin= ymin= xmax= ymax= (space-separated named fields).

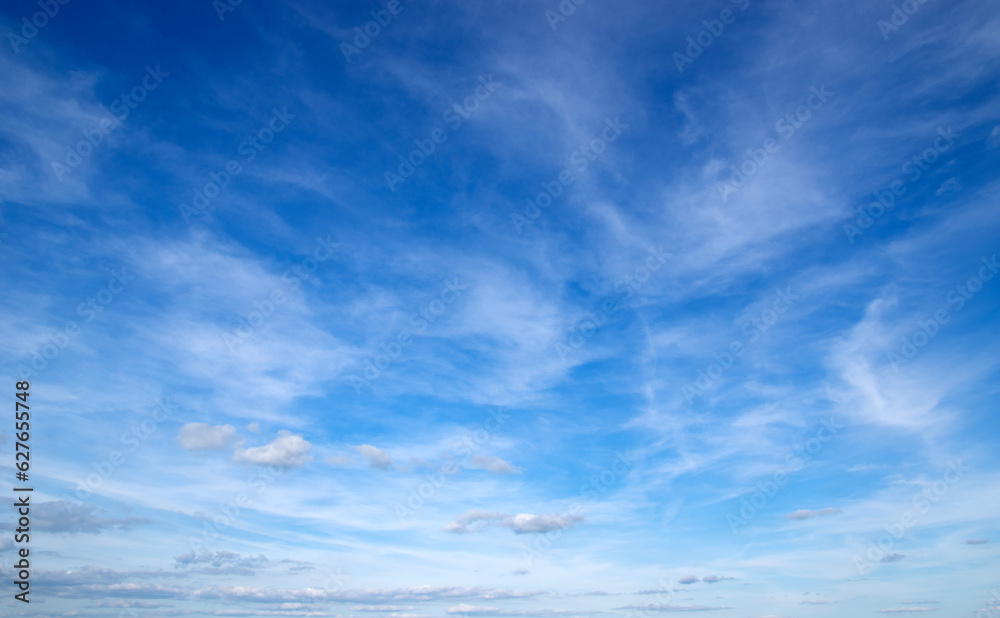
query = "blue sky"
xmin=2 ymin=0 xmax=1000 ymax=615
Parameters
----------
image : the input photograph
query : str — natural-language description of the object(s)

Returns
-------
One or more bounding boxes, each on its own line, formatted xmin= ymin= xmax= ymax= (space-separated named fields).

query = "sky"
xmin=1 ymin=0 xmax=1000 ymax=615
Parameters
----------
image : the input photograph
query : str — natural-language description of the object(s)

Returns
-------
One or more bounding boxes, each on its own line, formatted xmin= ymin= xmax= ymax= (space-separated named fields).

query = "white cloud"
xmin=176 ymin=423 xmax=240 ymax=451
xmin=467 ymin=455 xmax=522 ymax=474
xmin=785 ymin=508 xmax=841 ymax=520
xmin=444 ymin=510 xmax=583 ymax=534
xmin=501 ymin=513 xmax=582 ymax=534
xmin=34 ymin=501 xmax=150 ymax=534
xmin=353 ymin=444 xmax=394 ymax=470
xmin=699 ymin=575 xmax=735 ymax=583
xmin=174 ymin=550 xmax=269 ymax=569
xmin=444 ymin=510 xmax=507 ymax=534
xmin=445 ymin=605 xmax=586 ymax=616
xmin=232 ymin=430 xmax=313 ymax=467
xmin=192 ymin=584 xmax=542 ymax=603
xmin=615 ymin=605 xmax=732 ymax=612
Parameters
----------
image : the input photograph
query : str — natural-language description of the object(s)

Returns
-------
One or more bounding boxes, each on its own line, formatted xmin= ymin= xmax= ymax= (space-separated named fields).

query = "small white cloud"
xmin=500 ymin=513 xmax=582 ymax=534
xmin=176 ymin=423 xmax=240 ymax=451
xmin=467 ymin=455 xmax=522 ymax=474
xmin=700 ymin=575 xmax=735 ymax=583
xmin=444 ymin=510 xmax=507 ymax=533
xmin=847 ymin=464 xmax=883 ymax=472
xmin=353 ymin=444 xmax=394 ymax=470
xmin=447 ymin=605 xmax=497 ymax=615
xmin=232 ymin=430 xmax=312 ymax=467
xmin=615 ymin=604 xmax=733 ymax=612
xmin=247 ymin=422 xmax=260 ymax=433
xmin=785 ymin=507 xmax=841 ymax=520
xmin=327 ymin=455 xmax=354 ymax=467
xmin=446 ymin=510 xmax=583 ymax=534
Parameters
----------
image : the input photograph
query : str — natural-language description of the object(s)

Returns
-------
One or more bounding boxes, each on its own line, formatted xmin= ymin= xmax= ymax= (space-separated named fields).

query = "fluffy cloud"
xmin=176 ymin=423 xmax=240 ymax=450
xmin=502 ymin=513 xmax=583 ymax=534
xmin=784 ymin=508 xmax=841 ymax=520
xmin=444 ymin=510 xmax=582 ymax=534
xmin=467 ymin=455 xmax=523 ymax=474
xmin=353 ymin=444 xmax=394 ymax=470
xmin=232 ymin=430 xmax=313 ymax=467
